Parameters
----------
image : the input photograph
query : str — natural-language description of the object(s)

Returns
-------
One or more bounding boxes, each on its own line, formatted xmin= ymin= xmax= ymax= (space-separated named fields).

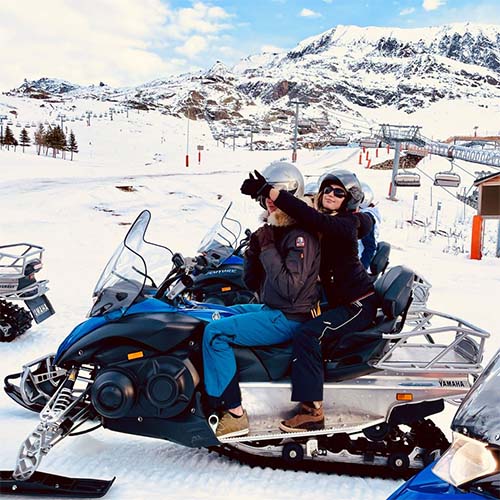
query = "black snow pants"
xmin=291 ymin=293 xmax=379 ymax=402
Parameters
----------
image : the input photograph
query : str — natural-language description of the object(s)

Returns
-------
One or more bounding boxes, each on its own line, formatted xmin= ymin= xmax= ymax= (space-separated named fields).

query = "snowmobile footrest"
xmin=0 ymin=470 xmax=115 ymax=498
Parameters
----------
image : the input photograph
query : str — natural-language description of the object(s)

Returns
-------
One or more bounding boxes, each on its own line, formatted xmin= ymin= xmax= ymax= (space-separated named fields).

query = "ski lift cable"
xmin=447 ymin=159 xmax=477 ymax=178
xmin=413 ymin=164 xmax=464 ymax=202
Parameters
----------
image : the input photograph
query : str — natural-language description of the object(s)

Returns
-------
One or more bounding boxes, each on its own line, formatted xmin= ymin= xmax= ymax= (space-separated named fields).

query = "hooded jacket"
xmin=273 ymin=191 xmax=374 ymax=308
xmin=243 ymin=205 xmax=321 ymax=321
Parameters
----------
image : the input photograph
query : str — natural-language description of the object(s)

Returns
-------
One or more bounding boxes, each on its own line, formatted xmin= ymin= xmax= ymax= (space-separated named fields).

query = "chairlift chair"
xmin=433 ymin=160 xmax=461 ymax=188
xmin=394 ymin=170 xmax=421 ymax=187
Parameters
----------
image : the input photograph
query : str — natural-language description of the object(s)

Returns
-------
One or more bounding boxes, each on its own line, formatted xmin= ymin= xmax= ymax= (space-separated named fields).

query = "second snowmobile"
xmin=0 ymin=210 xmax=490 ymax=497
xmin=0 ymin=243 xmax=55 ymax=342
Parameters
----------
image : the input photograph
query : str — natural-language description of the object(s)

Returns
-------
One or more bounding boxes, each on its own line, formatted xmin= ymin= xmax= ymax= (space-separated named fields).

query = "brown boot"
xmin=279 ymin=402 xmax=324 ymax=433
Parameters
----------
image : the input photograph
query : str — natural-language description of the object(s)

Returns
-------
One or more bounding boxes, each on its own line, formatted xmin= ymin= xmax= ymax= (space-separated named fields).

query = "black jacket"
xmin=274 ymin=191 xmax=374 ymax=308
xmin=243 ymin=208 xmax=321 ymax=320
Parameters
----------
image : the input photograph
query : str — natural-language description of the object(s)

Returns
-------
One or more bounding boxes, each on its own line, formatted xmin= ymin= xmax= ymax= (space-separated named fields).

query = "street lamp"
xmin=290 ymin=99 xmax=307 ymax=162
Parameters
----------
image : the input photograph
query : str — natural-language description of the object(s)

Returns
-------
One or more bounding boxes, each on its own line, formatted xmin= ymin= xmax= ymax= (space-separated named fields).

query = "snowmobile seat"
xmin=324 ymin=265 xmax=414 ymax=382
xmin=234 ymin=342 xmax=293 ymax=382
xmin=369 ymin=241 xmax=391 ymax=279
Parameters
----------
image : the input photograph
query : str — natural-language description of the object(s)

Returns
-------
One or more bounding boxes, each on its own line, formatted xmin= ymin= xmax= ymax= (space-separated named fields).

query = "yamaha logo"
xmin=212 ymin=312 xmax=221 ymax=321
xmin=439 ymin=379 xmax=467 ymax=388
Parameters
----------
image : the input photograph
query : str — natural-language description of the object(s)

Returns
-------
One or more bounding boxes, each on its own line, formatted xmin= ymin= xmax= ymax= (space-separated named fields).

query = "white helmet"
xmin=360 ymin=182 xmax=375 ymax=209
xmin=259 ymin=161 xmax=304 ymax=208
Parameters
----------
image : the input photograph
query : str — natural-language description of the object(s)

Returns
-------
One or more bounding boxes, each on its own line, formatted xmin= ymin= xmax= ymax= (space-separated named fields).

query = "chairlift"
xmin=434 ymin=160 xmax=461 ymax=188
xmin=394 ymin=170 xmax=421 ymax=187
xmin=25 ymin=123 xmax=31 ymax=129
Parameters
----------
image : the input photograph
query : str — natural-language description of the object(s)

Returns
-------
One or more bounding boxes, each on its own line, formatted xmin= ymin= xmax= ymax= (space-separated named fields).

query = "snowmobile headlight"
xmin=433 ymin=432 xmax=498 ymax=487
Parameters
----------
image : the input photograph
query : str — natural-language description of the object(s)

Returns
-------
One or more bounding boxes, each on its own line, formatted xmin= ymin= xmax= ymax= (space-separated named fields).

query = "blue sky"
xmin=167 ymin=0 xmax=500 ymax=56
xmin=0 ymin=1 xmax=499 ymax=90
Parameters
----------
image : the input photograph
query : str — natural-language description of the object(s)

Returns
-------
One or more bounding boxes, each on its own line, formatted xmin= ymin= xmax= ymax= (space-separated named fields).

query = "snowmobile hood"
xmin=451 ymin=348 xmax=500 ymax=445
xmin=388 ymin=462 xmax=486 ymax=500
xmin=55 ymin=297 xmax=236 ymax=364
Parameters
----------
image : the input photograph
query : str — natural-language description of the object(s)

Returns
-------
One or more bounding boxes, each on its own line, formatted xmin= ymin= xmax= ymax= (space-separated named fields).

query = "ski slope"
xmin=0 ymin=101 xmax=499 ymax=500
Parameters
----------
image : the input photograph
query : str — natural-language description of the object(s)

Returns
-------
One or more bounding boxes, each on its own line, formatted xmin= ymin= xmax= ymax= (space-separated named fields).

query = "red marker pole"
xmin=358 ymin=153 xmax=362 ymax=165
xmin=185 ymin=154 xmax=189 ymax=167
xmin=198 ymin=151 xmax=201 ymax=164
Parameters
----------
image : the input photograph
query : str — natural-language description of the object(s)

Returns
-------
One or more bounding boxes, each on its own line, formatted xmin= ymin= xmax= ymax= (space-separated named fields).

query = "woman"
xmin=241 ymin=169 xmax=377 ymax=432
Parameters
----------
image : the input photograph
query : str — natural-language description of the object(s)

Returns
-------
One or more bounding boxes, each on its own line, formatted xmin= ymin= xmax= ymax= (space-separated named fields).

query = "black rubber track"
xmin=209 ymin=444 xmax=416 ymax=480
xmin=0 ymin=300 xmax=32 ymax=342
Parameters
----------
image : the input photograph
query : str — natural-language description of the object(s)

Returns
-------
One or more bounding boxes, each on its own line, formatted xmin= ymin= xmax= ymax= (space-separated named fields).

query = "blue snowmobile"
xmin=0 ymin=210 xmax=490 ymax=497
xmin=388 ymin=347 xmax=500 ymax=500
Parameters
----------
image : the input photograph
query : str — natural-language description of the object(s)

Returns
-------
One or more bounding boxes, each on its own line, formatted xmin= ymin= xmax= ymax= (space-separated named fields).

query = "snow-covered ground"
xmin=1 ymin=99 xmax=499 ymax=500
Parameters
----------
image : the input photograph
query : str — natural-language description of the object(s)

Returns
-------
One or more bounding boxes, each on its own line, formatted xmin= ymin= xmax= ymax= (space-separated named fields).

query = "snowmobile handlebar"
xmin=154 ymin=253 xmax=210 ymax=301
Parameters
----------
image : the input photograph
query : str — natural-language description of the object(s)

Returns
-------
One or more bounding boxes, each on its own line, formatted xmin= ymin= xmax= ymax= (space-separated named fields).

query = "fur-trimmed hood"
xmin=260 ymin=197 xmax=313 ymax=227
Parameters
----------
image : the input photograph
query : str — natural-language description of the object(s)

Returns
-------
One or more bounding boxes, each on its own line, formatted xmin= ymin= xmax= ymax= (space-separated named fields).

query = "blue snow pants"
xmin=203 ymin=303 xmax=302 ymax=408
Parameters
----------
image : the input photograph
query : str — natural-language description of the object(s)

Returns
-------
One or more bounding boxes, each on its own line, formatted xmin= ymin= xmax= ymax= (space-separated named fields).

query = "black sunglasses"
xmin=323 ymin=186 xmax=347 ymax=198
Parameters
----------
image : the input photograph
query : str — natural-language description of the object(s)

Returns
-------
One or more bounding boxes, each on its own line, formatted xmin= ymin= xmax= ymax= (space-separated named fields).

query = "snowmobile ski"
xmin=0 ymin=470 xmax=115 ymax=498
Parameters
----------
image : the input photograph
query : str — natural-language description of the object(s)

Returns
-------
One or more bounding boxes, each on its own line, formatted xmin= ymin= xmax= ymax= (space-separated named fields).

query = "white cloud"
xmin=261 ymin=44 xmax=286 ymax=53
xmin=400 ymin=7 xmax=416 ymax=15
xmin=175 ymin=35 xmax=208 ymax=57
xmin=299 ymin=8 xmax=322 ymax=18
xmin=0 ymin=0 xmax=234 ymax=90
xmin=322 ymin=0 xmax=334 ymax=3
xmin=422 ymin=0 xmax=446 ymax=11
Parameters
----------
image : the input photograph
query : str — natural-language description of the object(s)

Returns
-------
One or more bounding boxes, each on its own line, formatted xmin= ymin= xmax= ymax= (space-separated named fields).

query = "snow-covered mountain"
xmin=5 ymin=23 xmax=500 ymax=140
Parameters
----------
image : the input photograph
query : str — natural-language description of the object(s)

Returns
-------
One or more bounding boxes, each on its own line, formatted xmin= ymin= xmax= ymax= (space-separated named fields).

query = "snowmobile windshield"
xmin=197 ymin=204 xmax=240 ymax=267
xmin=452 ymin=349 xmax=500 ymax=445
xmin=89 ymin=210 xmax=172 ymax=318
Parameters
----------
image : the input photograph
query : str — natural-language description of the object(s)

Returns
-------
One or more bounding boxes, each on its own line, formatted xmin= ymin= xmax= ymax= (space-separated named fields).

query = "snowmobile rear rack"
xmin=0 ymin=470 xmax=115 ymax=498
xmin=0 ymin=244 xmax=49 ymax=300
xmin=376 ymin=308 xmax=489 ymax=373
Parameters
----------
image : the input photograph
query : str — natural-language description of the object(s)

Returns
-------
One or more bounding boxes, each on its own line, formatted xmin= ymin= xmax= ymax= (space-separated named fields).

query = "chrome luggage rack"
xmin=375 ymin=307 xmax=489 ymax=374
xmin=0 ymin=243 xmax=49 ymax=300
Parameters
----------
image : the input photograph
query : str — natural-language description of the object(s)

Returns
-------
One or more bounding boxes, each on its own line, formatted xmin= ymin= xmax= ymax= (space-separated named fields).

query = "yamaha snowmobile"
xmin=0 ymin=210 xmax=490 ymax=498
xmin=388 ymin=347 xmax=500 ymax=500
xmin=0 ymin=243 xmax=55 ymax=342
xmin=4 ymin=233 xmax=393 ymax=417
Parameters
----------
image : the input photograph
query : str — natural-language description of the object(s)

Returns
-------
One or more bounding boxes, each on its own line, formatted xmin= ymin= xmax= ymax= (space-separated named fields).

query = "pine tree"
xmin=3 ymin=126 xmax=15 ymax=150
xmin=67 ymin=130 xmax=78 ymax=161
xmin=34 ymin=124 xmax=46 ymax=155
xmin=19 ymin=128 xmax=31 ymax=153
xmin=44 ymin=126 xmax=53 ymax=156
xmin=45 ymin=126 xmax=66 ymax=158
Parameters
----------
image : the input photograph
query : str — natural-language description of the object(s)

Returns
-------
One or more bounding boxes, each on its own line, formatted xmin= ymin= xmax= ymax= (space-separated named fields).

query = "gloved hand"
xmin=254 ymin=224 xmax=275 ymax=250
xmin=246 ymin=231 xmax=261 ymax=256
xmin=240 ymin=170 xmax=273 ymax=200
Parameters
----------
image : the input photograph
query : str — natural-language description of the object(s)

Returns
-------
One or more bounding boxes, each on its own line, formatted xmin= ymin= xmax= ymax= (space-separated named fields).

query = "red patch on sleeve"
xmin=295 ymin=236 xmax=305 ymax=248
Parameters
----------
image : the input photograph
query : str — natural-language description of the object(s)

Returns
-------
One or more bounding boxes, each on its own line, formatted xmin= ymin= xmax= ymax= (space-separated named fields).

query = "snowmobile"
xmin=388 ymin=347 xmax=500 ymax=500
xmin=0 ymin=243 xmax=55 ymax=342
xmin=4 ymin=216 xmax=392 ymax=415
xmin=0 ymin=210 xmax=490 ymax=498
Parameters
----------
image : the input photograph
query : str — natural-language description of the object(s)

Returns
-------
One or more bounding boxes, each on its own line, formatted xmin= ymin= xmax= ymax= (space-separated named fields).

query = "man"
xmin=203 ymin=161 xmax=321 ymax=438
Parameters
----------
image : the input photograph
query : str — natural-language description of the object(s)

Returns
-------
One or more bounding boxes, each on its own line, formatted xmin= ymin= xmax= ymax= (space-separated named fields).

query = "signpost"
xmin=197 ymin=145 xmax=204 ymax=164
xmin=0 ymin=115 xmax=7 ymax=147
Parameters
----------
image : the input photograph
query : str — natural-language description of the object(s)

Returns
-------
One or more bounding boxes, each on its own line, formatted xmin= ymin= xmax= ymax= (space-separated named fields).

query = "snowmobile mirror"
xmin=172 ymin=253 xmax=185 ymax=269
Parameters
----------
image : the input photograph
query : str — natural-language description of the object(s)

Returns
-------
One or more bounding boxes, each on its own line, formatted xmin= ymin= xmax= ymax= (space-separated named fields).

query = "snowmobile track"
xmin=210 ymin=445 xmax=415 ymax=480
